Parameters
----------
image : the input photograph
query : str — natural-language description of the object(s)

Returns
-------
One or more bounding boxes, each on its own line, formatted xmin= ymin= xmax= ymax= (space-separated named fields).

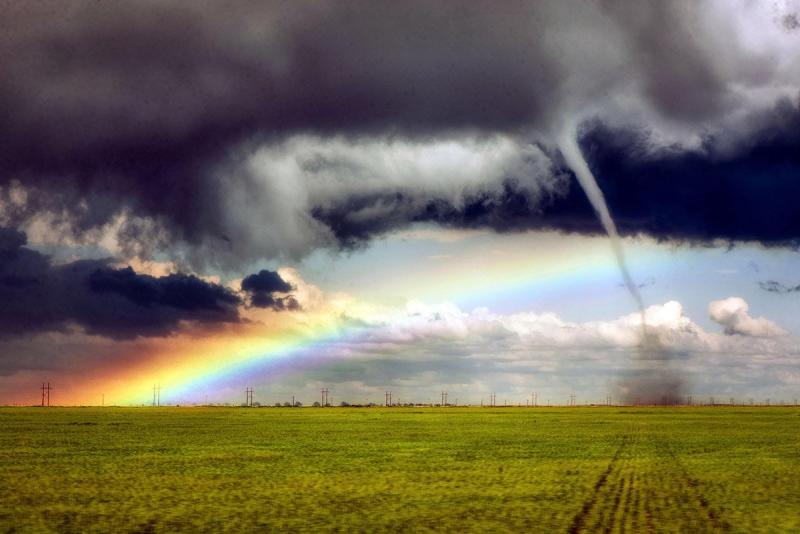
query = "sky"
xmin=2 ymin=0 xmax=800 ymax=406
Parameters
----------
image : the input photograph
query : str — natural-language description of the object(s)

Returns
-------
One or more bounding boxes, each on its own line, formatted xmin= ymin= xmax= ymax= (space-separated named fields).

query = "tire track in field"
xmin=622 ymin=471 xmax=636 ymax=532
xmin=658 ymin=441 xmax=730 ymax=532
xmin=567 ymin=430 xmax=730 ymax=533
xmin=602 ymin=462 xmax=626 ymax=533
xmin=568 ymin=435 xmax=629 ymax=534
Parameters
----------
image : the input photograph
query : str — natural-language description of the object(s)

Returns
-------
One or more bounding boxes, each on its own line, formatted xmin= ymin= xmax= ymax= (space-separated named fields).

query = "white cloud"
xmin=356 ymin=300 xmax=704 ymax=354
xmin=708 ymin=297 xmax=786 ymax=337
xmin=235 ymin=293 xmax=799 ymax=405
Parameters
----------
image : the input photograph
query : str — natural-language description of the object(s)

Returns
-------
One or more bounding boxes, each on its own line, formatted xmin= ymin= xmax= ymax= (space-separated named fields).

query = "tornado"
xmin=558 ymin=124 xmax=684 ymax=405
xmin=558 ymin=124 xmax=646 ymax=328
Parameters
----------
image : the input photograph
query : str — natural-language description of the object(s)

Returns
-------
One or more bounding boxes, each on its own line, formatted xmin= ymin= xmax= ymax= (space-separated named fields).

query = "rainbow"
xmin=75 ymin=236 xmax=662 ymax=406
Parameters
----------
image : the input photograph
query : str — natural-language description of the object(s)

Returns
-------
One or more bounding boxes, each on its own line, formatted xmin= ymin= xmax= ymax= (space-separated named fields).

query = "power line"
xmin=40 ymin=382 xmax=52 ymax=407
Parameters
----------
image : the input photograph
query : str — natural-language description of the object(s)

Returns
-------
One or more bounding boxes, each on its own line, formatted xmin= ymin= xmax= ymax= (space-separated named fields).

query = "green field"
xmin=1 ymin=407 xmax=799 ymax=533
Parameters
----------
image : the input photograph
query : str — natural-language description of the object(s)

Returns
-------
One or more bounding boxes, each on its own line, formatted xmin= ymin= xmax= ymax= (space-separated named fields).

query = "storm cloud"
xmin=2 ymin=1 xmax=800 ymax=268
xmin=310 ymin=101 xmax=800 ymax=248
xmin=0 ymin=228 xmax=242 ymax=339
xmin=241 ymin=269 xmax=299 ymax=310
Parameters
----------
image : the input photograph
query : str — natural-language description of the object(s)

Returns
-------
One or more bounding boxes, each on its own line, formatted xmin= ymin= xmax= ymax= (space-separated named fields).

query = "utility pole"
xmin=321 ymin=388 xmax=329 ymax=407
xmin=440 ymin=391 xmax=448 ymax=406
xmin=569 ymin=393 xmax=576 ymax=407
xmin=157 ymin=384 xmax=161 ymax=407
xmin=102 ymin=393 xmax=104 ymax=407
xmin=41 ymin=382 xmax=46 ymax=407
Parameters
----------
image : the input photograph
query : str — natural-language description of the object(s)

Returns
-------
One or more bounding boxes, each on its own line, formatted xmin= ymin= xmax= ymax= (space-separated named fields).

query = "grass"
xmin=1 ymin=406 xmax=799 ymax=532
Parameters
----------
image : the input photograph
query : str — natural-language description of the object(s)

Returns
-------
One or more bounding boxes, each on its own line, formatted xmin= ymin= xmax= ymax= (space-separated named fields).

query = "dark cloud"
xmin=759 ymin=281 xmax=800 ymax=294
xmin=571 ymin=105 xmax=800 ymax=245
xmin=312 ymin=189 xmax=579 ymax=248
xmin=0 ymin=0 xmax=560 ymax=265
xmin=0 ymin=228 xmax=27 ymax=252
xmin=601 ymin=1 xmax=730 ymax=121
xmin=314 ymin=99 xmax=800 ymax=247
xmin=89 ymin=268 xmax=241 ymax=313
xmin=241 ymin=270 xmax=298 ymax=311
xmin=241 ymin=270 xmax=292 ymax=294
xmin=0 ymin=229 xmax=242 ymax=339
xmin=2 ymin=0 xmax=775 ymax=268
